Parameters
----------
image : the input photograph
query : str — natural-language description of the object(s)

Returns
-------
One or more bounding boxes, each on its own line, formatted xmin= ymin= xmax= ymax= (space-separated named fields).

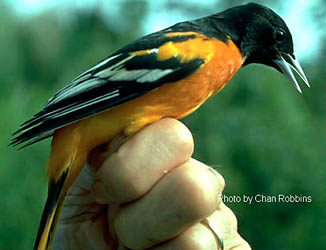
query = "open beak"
xmin=273 ymin=53 xmax=310 ymax=93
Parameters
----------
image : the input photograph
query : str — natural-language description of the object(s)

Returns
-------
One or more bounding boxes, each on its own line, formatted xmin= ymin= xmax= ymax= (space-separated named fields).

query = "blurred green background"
xmin=0 ymin=0 xmax=325 ymax=249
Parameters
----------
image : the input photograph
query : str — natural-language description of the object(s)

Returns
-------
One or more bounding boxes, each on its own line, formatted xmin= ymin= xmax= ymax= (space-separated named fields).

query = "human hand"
xmin=53 ymin=118 xmax=251 ymax=250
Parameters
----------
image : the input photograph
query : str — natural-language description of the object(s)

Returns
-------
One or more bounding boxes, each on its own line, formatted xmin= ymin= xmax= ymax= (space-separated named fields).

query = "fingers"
xmin=204 ymin=205 xmax=252 ymax=250
xmin=91 ymin=118 xmax=194 ymax=204
xmin=114 ymin=159 xmax=223 ymax=249
xmin=150 ymin=223 xmax=219 ymax=250
xmin=89 ymin=118 xmax=250 ymax=250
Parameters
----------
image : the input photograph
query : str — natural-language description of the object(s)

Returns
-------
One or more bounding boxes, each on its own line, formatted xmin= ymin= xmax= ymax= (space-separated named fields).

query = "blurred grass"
xmin=0 ymin=1 xmax=325 ymax=249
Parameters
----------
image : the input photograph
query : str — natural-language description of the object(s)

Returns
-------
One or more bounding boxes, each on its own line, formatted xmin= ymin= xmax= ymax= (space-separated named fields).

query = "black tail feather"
xmin=34 ymin=168 xmax=69 ymax=250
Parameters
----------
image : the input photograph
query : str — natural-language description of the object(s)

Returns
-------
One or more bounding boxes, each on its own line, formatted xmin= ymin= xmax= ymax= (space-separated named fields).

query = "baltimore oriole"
xmin=11 ymin=3 xmax=309 ymax=250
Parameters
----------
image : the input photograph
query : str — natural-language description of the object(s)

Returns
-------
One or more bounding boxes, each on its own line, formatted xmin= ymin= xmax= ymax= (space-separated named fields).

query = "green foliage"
xmin=0 ymin=1 xmax=324 ymax=249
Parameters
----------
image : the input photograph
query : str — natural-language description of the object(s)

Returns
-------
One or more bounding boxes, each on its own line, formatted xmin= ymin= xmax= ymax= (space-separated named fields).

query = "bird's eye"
xmin=274 ymin=28 xmax=286 ymax=42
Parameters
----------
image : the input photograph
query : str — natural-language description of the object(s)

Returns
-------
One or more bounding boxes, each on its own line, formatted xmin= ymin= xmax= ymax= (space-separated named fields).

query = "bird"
xmin=11 ymin=2 xmax=309 ymax=250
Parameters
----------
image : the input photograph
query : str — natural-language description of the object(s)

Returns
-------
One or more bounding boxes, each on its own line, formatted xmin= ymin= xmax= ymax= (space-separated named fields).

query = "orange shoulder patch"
xmin=157 ymin=33 xmax=216 ymax=63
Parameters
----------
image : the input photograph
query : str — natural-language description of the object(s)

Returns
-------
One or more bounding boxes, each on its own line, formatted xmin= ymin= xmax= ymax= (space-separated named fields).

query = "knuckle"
xmin=159 ymin=118 xmax=194 ymax=156
xmin=208 ymin=167 xmax=225 ymax=191
xmin=177 ymin=163 xmax=219 ymax=218
xmin=104 ymin=152 xmax=145 ymax=203
xmin=224 ymin=205 xmax=238 ymax=229
xmin=177 ymin=224 xmax=218 ymax=250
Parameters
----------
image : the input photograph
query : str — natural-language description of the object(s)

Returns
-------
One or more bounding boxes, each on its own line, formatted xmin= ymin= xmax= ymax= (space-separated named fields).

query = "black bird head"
xmin=212 ymin=2 xmax=310 ymax=93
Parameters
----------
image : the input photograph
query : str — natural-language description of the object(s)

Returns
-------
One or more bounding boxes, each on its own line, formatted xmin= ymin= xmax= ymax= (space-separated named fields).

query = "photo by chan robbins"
xmin=2 ymin=1 xmax=324 ymax=250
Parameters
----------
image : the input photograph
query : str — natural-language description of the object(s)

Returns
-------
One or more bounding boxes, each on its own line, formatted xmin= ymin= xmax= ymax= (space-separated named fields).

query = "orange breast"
xmin=81 ymin=37 xmax=244 ymax=149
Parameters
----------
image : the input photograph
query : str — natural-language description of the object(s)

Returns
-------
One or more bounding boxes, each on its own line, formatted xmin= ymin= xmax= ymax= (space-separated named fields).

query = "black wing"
xmin=11 ymin=28 xmax=205 ymax=148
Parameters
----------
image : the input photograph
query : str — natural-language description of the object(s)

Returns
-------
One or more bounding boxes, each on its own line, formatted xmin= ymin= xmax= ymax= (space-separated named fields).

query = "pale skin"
xmin=53 ymin=118 xmax=251 ymax=250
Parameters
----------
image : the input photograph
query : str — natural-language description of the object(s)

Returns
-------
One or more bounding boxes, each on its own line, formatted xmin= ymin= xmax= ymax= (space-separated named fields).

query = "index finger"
xmin=91 ymin=118 xmax=194 ymax=204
